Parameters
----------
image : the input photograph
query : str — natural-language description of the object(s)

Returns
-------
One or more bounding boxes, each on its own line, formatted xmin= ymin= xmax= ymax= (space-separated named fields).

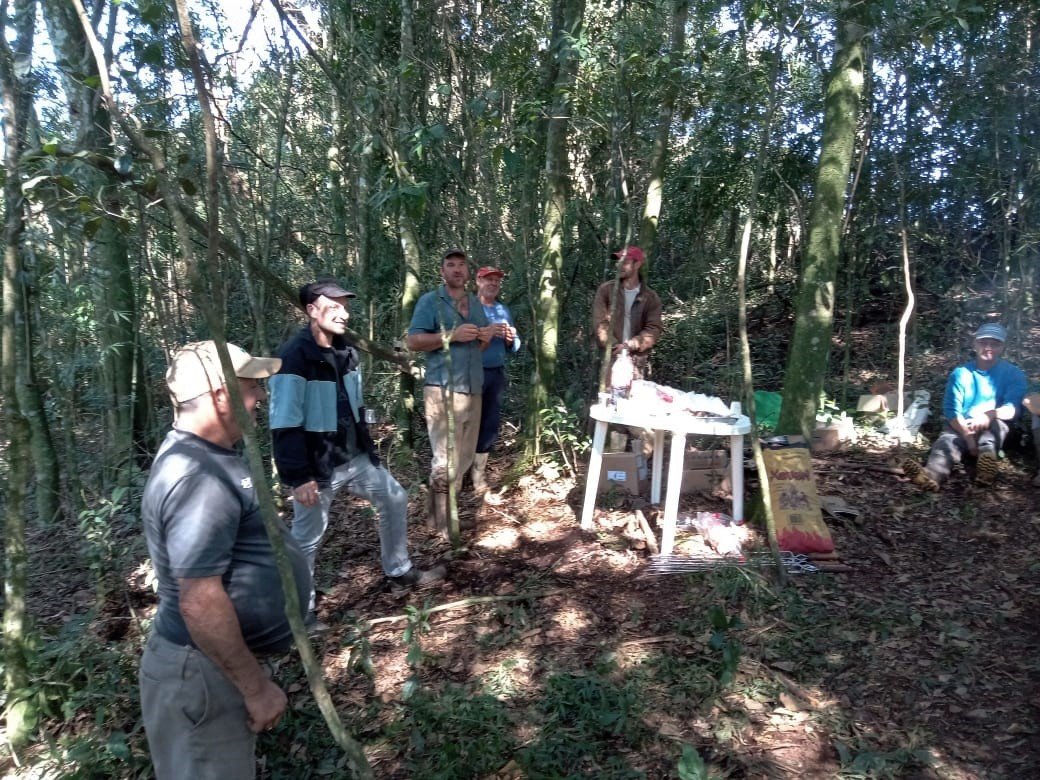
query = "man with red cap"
xmin=472 ymin=265 xmax=521 ymax=496
xmin=593 ymin=246 xmax=663 ymax=381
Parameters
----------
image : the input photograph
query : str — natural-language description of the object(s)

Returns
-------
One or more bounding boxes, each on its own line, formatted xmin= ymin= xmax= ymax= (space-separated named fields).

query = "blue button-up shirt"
xmin=480 ymin=300 xmax=521 ymax=369
xmin=409 ymin=285 xmax=488 ymax=393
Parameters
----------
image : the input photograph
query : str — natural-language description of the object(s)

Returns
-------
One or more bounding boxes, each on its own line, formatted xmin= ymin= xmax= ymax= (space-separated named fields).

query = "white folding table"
xmin=580 ymin=402 xmax=752 ymax=555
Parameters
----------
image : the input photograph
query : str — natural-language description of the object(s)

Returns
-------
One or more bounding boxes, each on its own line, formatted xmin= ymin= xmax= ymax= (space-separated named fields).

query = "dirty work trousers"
xmin=924 ymin=420 xmax=1009 ymax=484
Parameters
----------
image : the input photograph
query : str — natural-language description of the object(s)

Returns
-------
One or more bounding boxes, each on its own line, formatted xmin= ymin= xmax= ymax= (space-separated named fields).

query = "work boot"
xmin=902 ymin=458 xmax=939 ymax=491
xmin=470 ymin=452 xmax=490 ymax=495
xmin=387 ymin=563 xmax=447 ymax=594
xmin=975 ymin=451 xmax=999 ymax=486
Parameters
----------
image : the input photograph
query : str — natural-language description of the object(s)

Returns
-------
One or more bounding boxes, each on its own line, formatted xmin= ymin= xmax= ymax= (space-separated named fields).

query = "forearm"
xmin=180 ymin=578 xmax=269 ymax=699
xmin=407 ymin=331 xmax=452 ymax=352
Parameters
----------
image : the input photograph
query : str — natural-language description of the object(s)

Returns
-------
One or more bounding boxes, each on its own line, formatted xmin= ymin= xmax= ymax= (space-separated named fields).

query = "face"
xmin=476 ymin=273 xmax=502 ymax=299
xmin=441 ymin=255 xmax=470 ymax=290
xmin=617 ymin=255 xmax=642 ymax=281
xmin=214 ymin=377 xmax=267 ymax=443
xmin=975 ymin=338 xmax=1004 ymax=362
xmin=308 ymin=295 xmax=351 ymax=335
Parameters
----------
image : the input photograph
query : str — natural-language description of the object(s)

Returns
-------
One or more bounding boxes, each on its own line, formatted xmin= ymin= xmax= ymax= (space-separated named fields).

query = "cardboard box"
xmin=811 ymin=417 xmax=856 ymax=453
xmin=685 ymin=449 xmax=729 ymax=470
xmin=678 ymin=468 xmax=732 ymax=495
xmin=856 ymin=392 xmax=901 ymax=413
xmin=597 ymin=453 xmax=641 ymax=494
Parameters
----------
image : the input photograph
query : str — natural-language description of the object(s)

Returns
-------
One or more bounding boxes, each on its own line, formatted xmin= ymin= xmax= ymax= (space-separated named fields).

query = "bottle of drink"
xmin=610 ymin=347 xmax=634 ymax=400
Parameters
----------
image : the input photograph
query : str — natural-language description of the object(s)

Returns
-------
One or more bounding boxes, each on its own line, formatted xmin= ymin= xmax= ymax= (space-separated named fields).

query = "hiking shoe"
xmin=902 ymin=458 xmax=939 ymax=491
xmin=305 ymin=612 xmax=332 ymax=637
xmin=975 ymin=451 xmax=999 ymax=486
xmin=387 ymin=564 xmax=447 ymax=593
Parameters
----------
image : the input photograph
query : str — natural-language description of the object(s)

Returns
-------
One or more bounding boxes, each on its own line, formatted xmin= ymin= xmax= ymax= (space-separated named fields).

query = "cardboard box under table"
xmin=582 ymin=401 xmax=751 ymax=555
xmin=597 ymin=453 xmax=641 ymax=494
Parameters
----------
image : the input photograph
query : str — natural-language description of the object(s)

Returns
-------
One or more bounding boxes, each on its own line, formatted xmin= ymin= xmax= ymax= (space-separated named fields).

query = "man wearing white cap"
xmin=905 ymin=322 xmax=1026 ymax=489
xmin=140 ymin=341 xmax=310 ymax=779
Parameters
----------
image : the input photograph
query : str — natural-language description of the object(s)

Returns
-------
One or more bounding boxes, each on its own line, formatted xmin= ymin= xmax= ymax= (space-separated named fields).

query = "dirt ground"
xmin=280 ymin=427 xmax=1040 ymax=779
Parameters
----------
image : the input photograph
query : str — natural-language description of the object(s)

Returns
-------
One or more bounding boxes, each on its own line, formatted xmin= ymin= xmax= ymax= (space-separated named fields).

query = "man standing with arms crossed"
xmin=270 ymin=280 xmax=444 ymax=615
xmin=407 ymin=249 xmax=492 ymax=531
xmin=140 ymin=340 xmax=309 ymax=779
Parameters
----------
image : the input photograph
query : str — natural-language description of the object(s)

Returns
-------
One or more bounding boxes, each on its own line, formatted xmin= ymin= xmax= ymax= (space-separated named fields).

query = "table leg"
xmin=580 ymin=421 xmax=609 ymax=529
xmin=650 ymin=429 xmax=665 ymax=504
xmin=660 ymin=432 xmax=687 ymax=556
xmin=730 ymin=434 xmax=744 ymax=523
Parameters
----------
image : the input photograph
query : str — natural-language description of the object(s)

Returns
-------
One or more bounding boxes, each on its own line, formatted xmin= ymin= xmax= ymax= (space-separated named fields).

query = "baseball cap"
xmin=612 ymin=246 xmax=645 ymax=263
xmin=973 ymin=323 xmax=1007 ymax=342
xmin=166 ymin=341 xmax=282 ymax=404
xmin=299 ymin=279 xmax=356 ymax=307
xmin=442 ymin=248 xmax=467 ymax=262
xmin=476 ymin=266 xmax=504 ymax=279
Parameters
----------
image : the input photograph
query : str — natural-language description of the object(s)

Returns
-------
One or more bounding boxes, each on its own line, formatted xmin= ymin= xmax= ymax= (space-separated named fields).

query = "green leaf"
xmin=83 ymin=75 xmax=101 ymax=88
xmin=678 ymin=744 xmax=708 ymax=780
xmin=42 ymin=140 xmax=60 ymax=155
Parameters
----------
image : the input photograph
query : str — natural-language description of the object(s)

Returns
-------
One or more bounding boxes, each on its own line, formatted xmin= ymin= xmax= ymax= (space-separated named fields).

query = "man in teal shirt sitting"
xmin=905 ymin=322 xmax=1026 ymax=489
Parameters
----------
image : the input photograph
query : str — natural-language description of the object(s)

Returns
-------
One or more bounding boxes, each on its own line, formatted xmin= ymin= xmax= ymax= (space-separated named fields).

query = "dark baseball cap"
xmin=442 ymin=248 xmax=467 ymax=262
xmin=299 ymin=279 xmax=356 ymax=307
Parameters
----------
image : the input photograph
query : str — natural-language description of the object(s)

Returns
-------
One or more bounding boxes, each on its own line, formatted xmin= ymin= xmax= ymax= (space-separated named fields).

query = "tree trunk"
xmin=640 ymin=0 xmax=689 ymax=256
xmin=526 ymin=0 xmax=586 ymax=457
xmin=1 ymin=0 xmax=39 ymax=746
xmin=41 ymin=0 xmax=142 ymax=487
xmin=776 ymin=3 xmax=871 ymax=437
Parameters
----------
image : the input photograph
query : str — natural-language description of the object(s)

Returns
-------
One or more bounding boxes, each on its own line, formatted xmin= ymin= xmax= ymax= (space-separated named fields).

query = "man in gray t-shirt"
xmin=139 ymin=341 xmax=309 ymax=780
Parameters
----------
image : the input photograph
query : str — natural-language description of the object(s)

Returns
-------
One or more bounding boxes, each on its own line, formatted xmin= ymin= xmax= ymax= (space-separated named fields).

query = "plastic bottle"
xmin=610 ymin=347 xmax=635 ymax=399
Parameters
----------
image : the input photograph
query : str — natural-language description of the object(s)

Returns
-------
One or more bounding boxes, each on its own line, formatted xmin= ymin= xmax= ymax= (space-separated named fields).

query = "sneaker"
xmin=387 ymin=564 xmax=447 ymax=593
xmin=305 ymin=611 xmax=332 ymax=637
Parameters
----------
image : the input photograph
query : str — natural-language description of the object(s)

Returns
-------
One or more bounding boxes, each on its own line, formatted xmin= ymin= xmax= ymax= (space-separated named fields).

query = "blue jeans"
xmin=477 ymin=366 xmax=507 ymax=454
xmin=139 ymin=632 xmax=256 ymax=779
xmin=290 ymin=455 xmax=412 ymax=609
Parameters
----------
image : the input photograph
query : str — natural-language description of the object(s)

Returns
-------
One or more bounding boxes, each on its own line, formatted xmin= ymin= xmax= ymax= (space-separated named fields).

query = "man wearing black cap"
xmin=270 ymin=280 xmax=444 ymax=616
xmin=904 ymin=322 xmax=1026 ymax=489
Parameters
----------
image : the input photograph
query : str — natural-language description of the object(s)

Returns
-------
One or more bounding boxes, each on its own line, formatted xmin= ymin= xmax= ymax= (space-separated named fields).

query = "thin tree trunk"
xmin=640 ymin=0 xmax=689 ymax=256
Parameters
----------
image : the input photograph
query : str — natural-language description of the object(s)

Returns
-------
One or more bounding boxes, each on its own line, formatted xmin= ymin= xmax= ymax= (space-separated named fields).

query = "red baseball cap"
xmin=612 ymin=246 xmax=645 ymax=263
xmin=476 ymin=266 xmax=505 ymax=279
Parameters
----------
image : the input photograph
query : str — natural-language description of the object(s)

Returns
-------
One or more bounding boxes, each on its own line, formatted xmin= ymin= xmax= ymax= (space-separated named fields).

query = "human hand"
xmin=611 ymin=341 xmax=631 ymax=357
xmin=292 ymin=480 xmax=320 ymax=507
xmin=453 ymin=324 xmax=480 ymax=343
xmin=476 ymin=325 xmax=494 ymax=344
xmin=501 ymin=324 xmax=515 ymax=344
xmin=245 ymin=678 xmax=288 ymax=733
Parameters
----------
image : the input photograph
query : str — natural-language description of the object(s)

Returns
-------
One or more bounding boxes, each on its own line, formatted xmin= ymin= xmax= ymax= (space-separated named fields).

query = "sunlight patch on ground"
xmin=548 ymin=605 xmax=594 ymax=642
xmin=475 ymin=526 xmax=521 ymax=550
xmin=520 ymin=517 xmax=567 ymax=540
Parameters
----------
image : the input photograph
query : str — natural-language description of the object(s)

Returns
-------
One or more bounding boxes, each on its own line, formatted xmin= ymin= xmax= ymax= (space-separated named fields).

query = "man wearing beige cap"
xmin=140 ymin=340 xmax=311 ymax=779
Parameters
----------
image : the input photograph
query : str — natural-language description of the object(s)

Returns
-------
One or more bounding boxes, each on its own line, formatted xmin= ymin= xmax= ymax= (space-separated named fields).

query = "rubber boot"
xmin=428 ymin=488 xmax=450 ymax=536
xmin=471 ymin=452 xmax=489 ymax=495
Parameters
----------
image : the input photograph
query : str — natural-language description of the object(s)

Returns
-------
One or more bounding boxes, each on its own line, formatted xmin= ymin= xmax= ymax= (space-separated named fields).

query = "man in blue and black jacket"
xmin=270 ymin=280 xmax=444 ymax=619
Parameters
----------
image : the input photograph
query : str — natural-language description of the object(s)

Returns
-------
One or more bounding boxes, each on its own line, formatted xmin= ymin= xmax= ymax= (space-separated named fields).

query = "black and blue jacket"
xmin=269 ymin=326 xmax=377 ymax=489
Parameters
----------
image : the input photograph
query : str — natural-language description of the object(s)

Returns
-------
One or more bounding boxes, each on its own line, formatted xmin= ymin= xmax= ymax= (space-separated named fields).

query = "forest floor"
xmin=6 ymin=350 xmax=1040 ymax=779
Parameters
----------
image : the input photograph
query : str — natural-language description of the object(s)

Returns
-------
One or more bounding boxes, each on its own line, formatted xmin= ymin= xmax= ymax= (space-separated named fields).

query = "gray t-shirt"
xmin=142 ymin=429 xmax=311 ymax=654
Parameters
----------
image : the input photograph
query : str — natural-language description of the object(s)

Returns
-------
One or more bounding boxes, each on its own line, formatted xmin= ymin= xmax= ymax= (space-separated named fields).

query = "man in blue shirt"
xmin=407 ymin=250 xmax=492 ymax=531
xmin=472 ymin=266 xmax=521 ymax=496
xmin=905 ymin=322 xmax=1026 ymax=489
